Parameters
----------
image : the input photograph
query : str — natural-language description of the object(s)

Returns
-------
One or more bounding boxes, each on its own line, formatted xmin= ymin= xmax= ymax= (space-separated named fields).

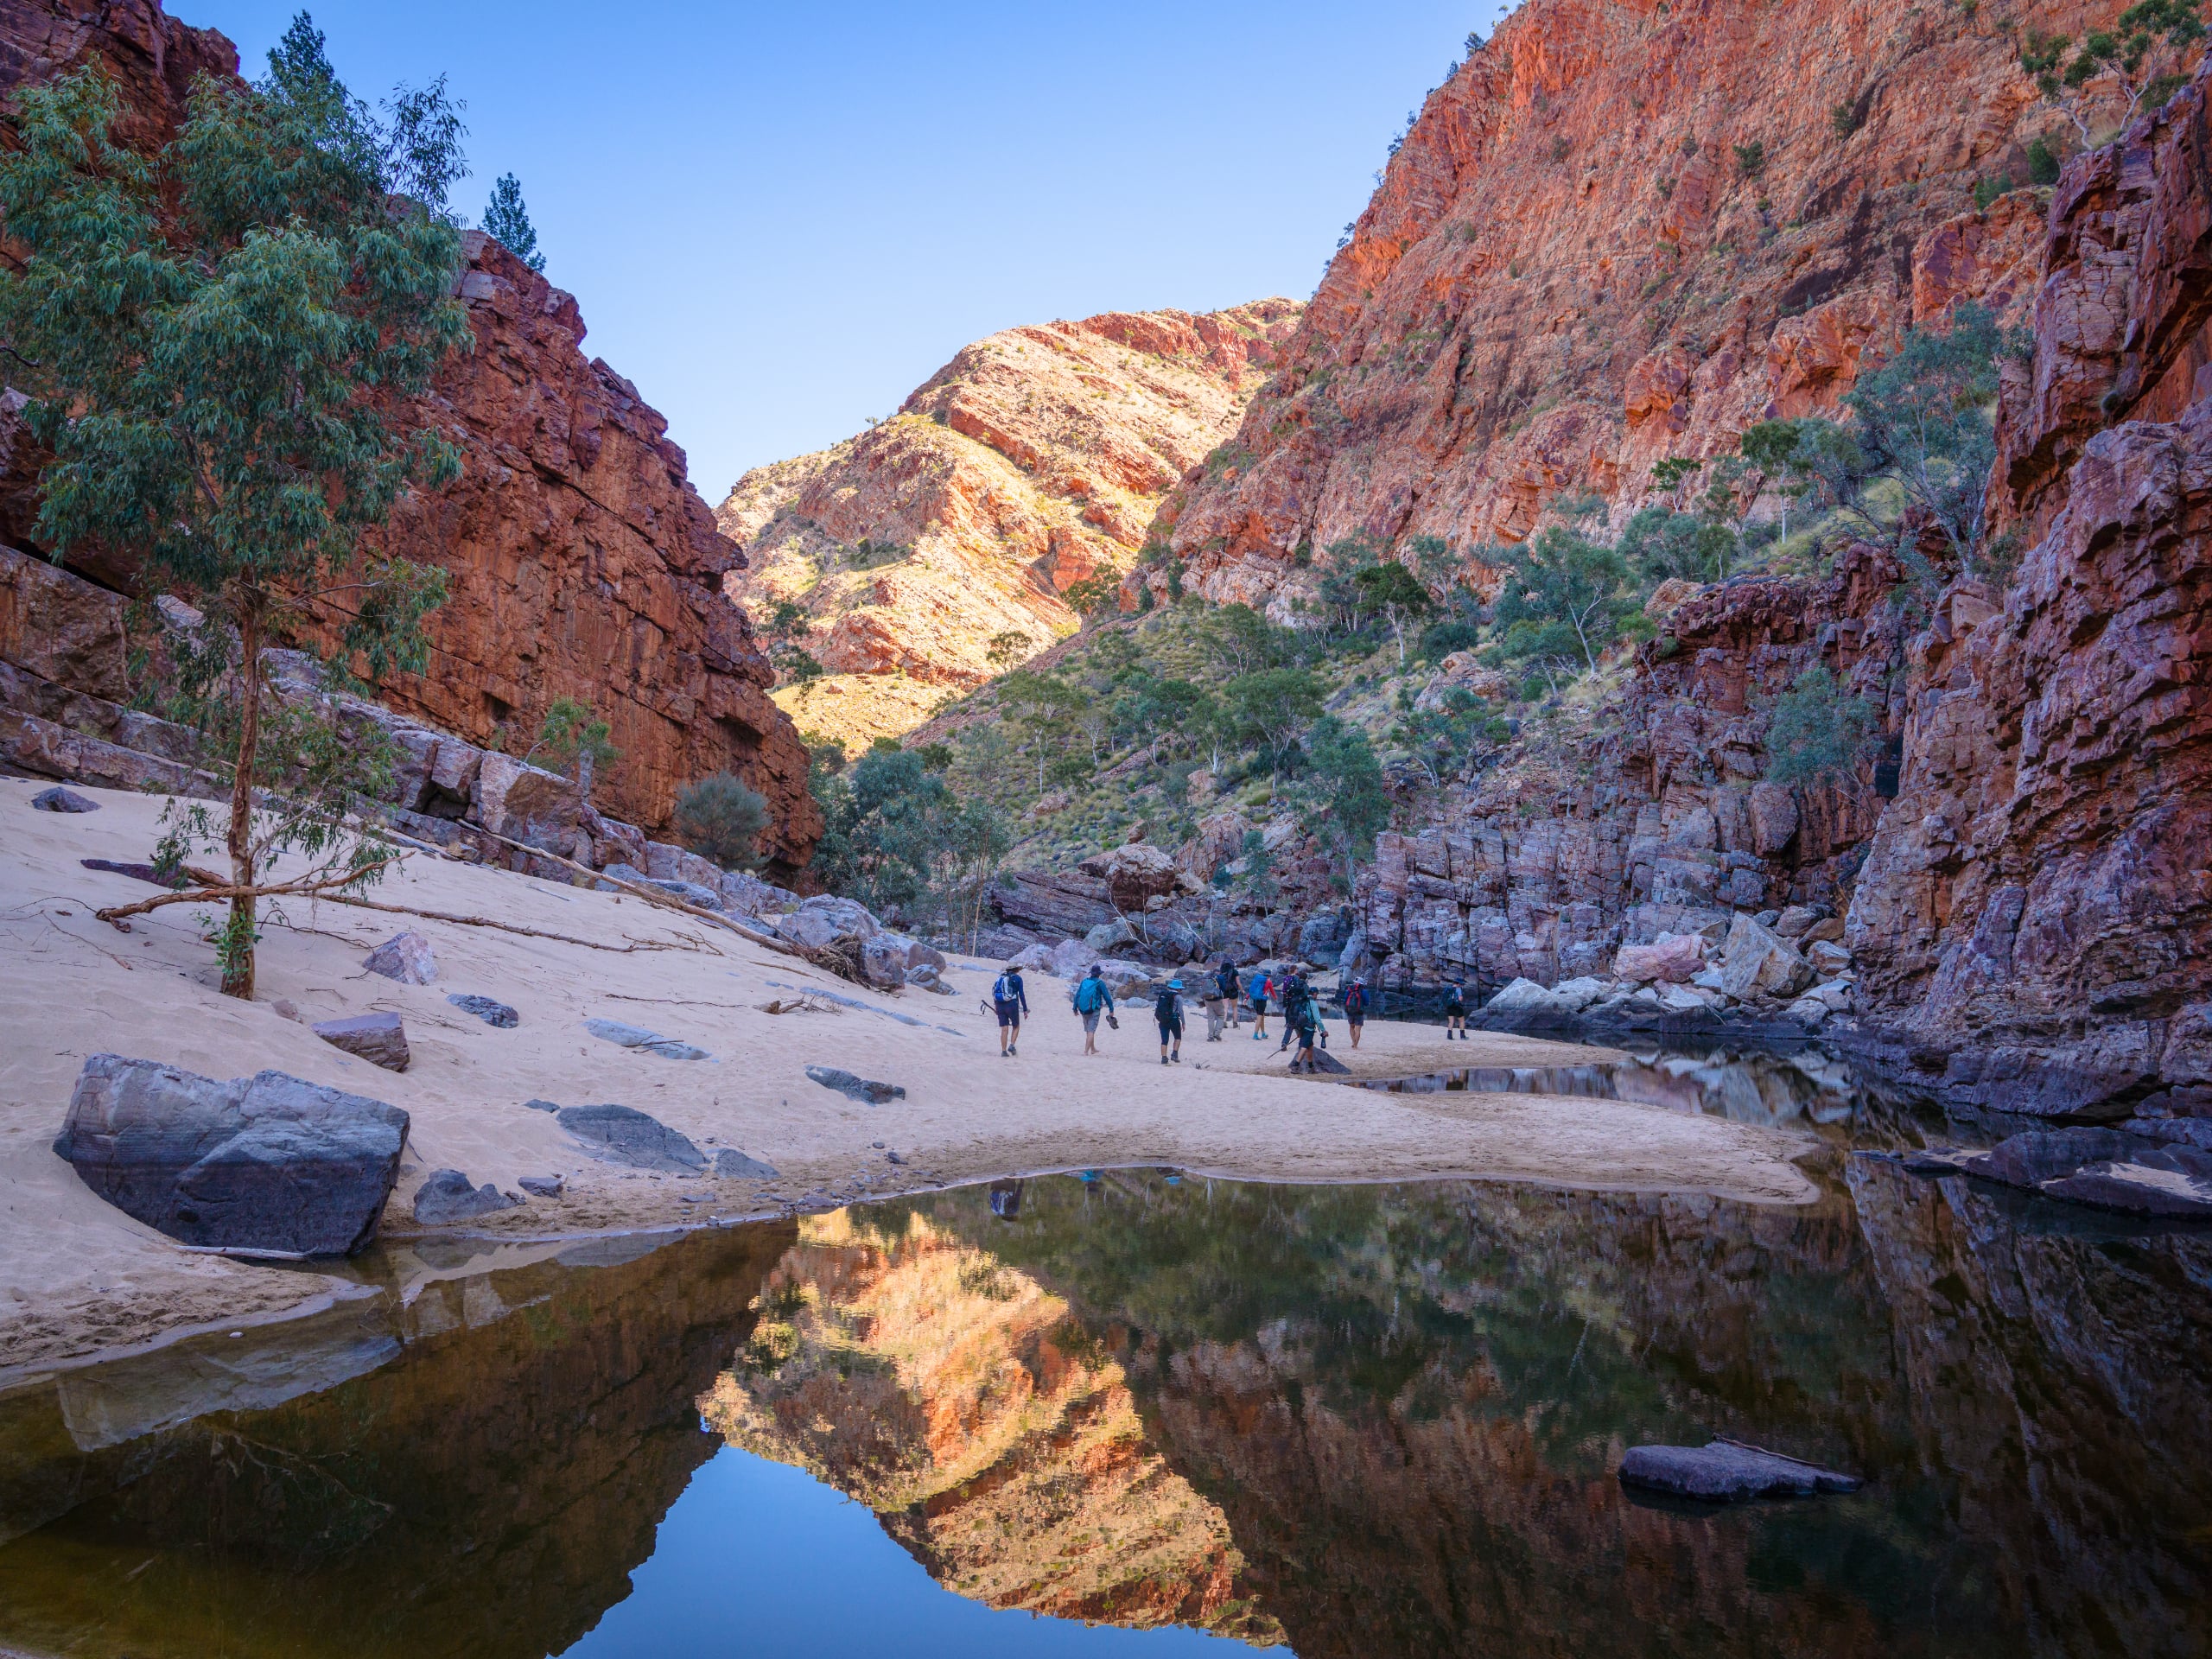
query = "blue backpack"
xmin=994 ymin=972 xmax=1021 ymax=1004
xmin=1074 ymin=977 xmax=1107 ymax=1014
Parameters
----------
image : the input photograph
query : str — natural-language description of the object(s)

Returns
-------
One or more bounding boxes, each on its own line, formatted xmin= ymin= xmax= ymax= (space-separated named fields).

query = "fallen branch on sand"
xmin=314 ymin=894 xmax=710 ymax=954
xmin=92 ymin=857 xmax=402 ymax=927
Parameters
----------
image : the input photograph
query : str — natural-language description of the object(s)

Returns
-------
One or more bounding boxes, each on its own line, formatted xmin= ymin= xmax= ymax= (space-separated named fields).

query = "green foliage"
xmin=673 ymin=772 xmax=769 ymax=871
xmin=2026 ymin=134 xmax=2064 ymax=185
xmin=481 ymin=171 xmax=544 ymax=272
xmin=1832 ymin=99 xmax=1866 ymax=138
xmin=1486 ymin=521 xmax=1647 ymax=687
xmin=527 ymin=696 xmax=619 ymax=783
xmin=986 ymin=629 xmax=1033 ymax=668
xmin=1418 ymin=618 xmax=1482 ymax=661
xmin=0 ymin=20 xmax=471 ymax=995
xmin=1221 ymin=666 xmax=1325 ymax=777
xmin=1062 ymin=572 xmax=1121 ymax=620
xmin=1390 ymin=683 xmax=1492 ymax=786
xmin=809 ymin=746 xmax=1012 ymax=943
xmin=1764 ymin=665 xmax=1878 ymax=785
xmin=1974 ymin=175 xmax=2008 ymax=211
xmin=1303 ymin=715 xmax=1389 ymax=886
xmin=1351 ymin=560 xmax=1434 ymax=665
xmin=1617 ymin=505 xmax=1738 ymax=584
xmin=2024 ymin=2 xmax=2202 ymax=131
xmin=1733 ymin=140 xmax=1766 ymax=176
xmin=1650 ymin=457 xmax=1701 ymax=490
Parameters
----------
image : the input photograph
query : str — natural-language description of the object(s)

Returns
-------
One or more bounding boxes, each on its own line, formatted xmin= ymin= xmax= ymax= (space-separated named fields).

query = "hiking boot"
xmin=1008 ymin=1044 xmax=1017 ymax=1057
xmin=1171 ymin=1052 xmax=1181 ymax=1064
xmin=1160 ymin=1056 xmax=1169 ymax=1065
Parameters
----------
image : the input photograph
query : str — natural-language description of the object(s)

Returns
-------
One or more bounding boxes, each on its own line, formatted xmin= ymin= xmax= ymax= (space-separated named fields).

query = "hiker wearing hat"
xmin=1342 ymin=973 xmax=1369 ymax=1050
xmin=992 ymin=961 xmax=1032 ymax=1057
xmin=1072 ymin=963 xmax=1115 ymax=1057
xmin=1277 ymin=968 xmax=1306 ymax=1052
xmin=1154 ymin=977 xmax=1186 ymax=1065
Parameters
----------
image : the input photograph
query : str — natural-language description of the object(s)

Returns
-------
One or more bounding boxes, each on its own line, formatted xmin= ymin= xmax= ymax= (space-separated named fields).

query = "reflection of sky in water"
xmin=563 ymin=1448 xmax=1238 ymax=1657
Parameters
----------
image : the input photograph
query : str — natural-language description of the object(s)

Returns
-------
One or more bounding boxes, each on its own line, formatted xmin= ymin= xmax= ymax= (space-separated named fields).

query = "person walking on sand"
xmin=1073 ymin=963 xmax=1115 ymax=1057
xmin=993 ymin=962 xmax=1031 ymax=1057
xmin=1214 ymin=958 xmax=1243 ymax=1030
xmin=1248 ymin=966 xmax=1271 ymax=1040
xmin=1342 ymin=974 xmax=1369 ymax=1050
xmin=1277 ymin=969 xmax=1306 ymax=1053
xmin=1285 ymin=976 xmax=1321 ymax=1073
xmin=1201 ymin=972 xmax=1229 ymax=1042
xmin=1440 ymin=978 xmax=1467 ymax=1040
xmin=1154 ymin=978 xmax=1186 ymax=1065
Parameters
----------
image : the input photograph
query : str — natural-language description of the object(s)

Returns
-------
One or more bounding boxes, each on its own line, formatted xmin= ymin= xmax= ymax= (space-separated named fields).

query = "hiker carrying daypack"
xmin=1072 ymin=965 xmax=1115 ymax=1057
xmin=1342 ymin=977 xmax=1369 ymax=1050
xmin=1247 ymin=969 xmax=1271 ymax=1039
xmin=1440 ymin=980 xmax=1467 ymax=1041
xmin=993 ymin=964 xmax=1031 ymax=1058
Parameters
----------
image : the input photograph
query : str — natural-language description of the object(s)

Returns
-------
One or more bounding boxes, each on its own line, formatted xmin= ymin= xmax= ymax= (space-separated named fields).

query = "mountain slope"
xmin=719 ymin=301 xmax=1300 ymax=747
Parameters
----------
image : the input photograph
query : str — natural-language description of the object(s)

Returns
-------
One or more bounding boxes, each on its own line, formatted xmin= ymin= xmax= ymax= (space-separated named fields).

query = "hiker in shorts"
xmin=993 ymin=963 xmax=1031 ymax=1057
xmin=1277 ymin=970 xmax=1305 ymax=1052
xmin=1440 ymin=978 xmax=1467 ymax=1040
xmin=1154 ymin=978 xmax=1186 ymax=1065
xmin=1247 ymin=967 xmax=1271 ymax=1039
xmin=1342 ymin=974 xmax=1369 ymax=1049
xmin=1214 ymin=959 xmax=1243 ymax=1029
xmin=1072 ymin=964 xmax=1114 ymax=1057
xmin=1286 ymin=977 xmax=1321 ymax=1073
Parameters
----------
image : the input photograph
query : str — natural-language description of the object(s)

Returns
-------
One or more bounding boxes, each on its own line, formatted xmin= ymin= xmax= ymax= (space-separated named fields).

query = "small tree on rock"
xmin=482 ymin=171 xmax=545 ymax=271
xmin=673 ymin=772 xmax=770 ymax=871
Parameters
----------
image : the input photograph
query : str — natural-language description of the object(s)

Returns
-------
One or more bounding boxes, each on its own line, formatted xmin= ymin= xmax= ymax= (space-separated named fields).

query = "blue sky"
xmin=190 ymin=1 xmax=1514 ymax=496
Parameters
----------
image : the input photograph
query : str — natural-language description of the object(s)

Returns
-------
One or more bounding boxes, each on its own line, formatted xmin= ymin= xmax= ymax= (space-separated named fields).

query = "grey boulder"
xmin=53 ymin=1054 xmax=410 ymax=1255
xmin=362 ymin=931 xmax=437 ymax=985
xmin=582 ymin=1017 xmax=711 ymax=1061
xmin=805 ymin=1065 xmax=906 ymax=1105
xmin=518 ymin=1173 xmax=565 ymax=1198
xmin=448 ymin=993 xmax=518 ymax=1028
xmin=713 ymin=1147 xmax=780 ymax=1179
xmin=411 ymin=1168 xmax=522 ymax=1225
xmin=31 ymin=785 xmax=99 ymax=812
xmin=1618 ymin=1440 xmax=1862 ymax=1502
xmin=1963 ymin=1126 xmax=2212 ymax=1217
xmin=312 ymin=1011 xmax=410 ymax=1071
xmin=556 ymin=1103 xmax=709 ymax=1173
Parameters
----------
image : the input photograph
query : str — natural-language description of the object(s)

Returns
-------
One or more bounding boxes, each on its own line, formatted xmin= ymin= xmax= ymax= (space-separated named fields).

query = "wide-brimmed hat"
xmin=1166 ymin=979 xmax=1185 ymax=990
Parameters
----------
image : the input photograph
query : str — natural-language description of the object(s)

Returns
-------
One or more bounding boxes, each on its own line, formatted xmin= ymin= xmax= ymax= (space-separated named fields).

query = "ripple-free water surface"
xmin=1 ymin=1053 xmax=2207 ymax=1658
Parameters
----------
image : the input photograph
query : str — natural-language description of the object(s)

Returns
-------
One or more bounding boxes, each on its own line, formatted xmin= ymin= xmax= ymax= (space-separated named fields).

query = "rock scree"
xmin=51 ymin=1054 xmax=409 ymax=1256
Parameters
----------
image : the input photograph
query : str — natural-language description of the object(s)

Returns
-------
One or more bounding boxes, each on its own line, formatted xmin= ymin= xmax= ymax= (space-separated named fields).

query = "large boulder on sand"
xmin=53 ymin=1054 xmax=410 ymax=1255
xmin=1077 ymin=842 xmax=1180 ymax=910
xmin=776 ymin=894 xmax=880 ymax=950
xmin=362 ymin=931 xmax=436 ymax=985
xmin=1717 ymin=912 xmax=1814 ymax=1001
xmin=1612 ymin=933 xmax=1705 ymax=983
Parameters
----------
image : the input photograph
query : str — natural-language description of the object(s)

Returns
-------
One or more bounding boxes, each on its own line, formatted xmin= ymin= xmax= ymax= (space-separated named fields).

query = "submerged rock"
xmin=556 ymin=1103 xmax=709 ymax=1173
xmin=53 ymin=1054 xmax=409 ymax=1255
xmin=448 ymin=993 xmax=518 ymax=1028
xmin=1618 ymin=1440 xmax=1862 ymax=1502
xmin=362 ymin=931 xmax=437 ymax=986
xmin=412 ymin=1169 xmax=522 ymax=1225
xmin=312 ymin=1011 xmax=410 ymax=1072
xmin=804 ymin=1065 xmax=906 ymax=1105
xmin=31 ymin=785 xmax=98 ymax=812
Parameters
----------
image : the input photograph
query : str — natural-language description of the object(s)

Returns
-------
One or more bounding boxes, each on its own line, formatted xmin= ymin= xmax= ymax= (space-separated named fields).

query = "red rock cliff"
xmin=0 ymin=0 xmax=819 ymax=872
xmin=1161 ymin=0 xmax=2118 ymax=609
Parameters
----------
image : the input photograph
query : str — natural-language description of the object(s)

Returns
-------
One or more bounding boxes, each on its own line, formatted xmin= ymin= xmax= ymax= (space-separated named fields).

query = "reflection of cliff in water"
xmin=0 ymin=1224 xmax=792 ymax=1659
xmin=866 ymin=1166 xmax=2209 ymax=1658
xmin=702 ymin=1208 xmax=1283 ymax=1643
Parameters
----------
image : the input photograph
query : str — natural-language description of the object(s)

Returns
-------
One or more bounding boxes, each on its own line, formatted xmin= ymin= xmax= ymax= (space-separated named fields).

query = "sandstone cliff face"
xmin=0 ymin=0 xmax=818 ymax=874
xmin=720 ymin=302 xmax=1300 ymax=746
xmin=1839 ymin=68 xmax=2212 ymax=1114
xmin=1160 ymin=0 xmax=2113 ymax=611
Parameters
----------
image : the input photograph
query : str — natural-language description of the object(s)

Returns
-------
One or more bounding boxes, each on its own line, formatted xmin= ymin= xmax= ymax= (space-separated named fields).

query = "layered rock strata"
xmin=720 ymin=302 xmax=1300 ymax=746
xmin=1157 ymin=0 xmax=2117 ymax=610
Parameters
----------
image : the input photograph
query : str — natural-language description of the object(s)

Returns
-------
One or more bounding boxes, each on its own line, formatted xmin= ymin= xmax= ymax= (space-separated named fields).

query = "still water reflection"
xmin=1 ymin=1109 xmax=2206 ymax=1657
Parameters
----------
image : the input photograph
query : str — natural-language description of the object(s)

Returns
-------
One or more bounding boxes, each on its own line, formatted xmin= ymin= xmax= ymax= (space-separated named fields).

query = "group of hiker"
xmin=992 ymin=955 xmax=1411 ymax=1077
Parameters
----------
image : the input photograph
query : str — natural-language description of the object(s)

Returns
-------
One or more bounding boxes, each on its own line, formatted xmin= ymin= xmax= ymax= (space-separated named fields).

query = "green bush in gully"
xmin=808 ymin=307 xmax=2016 ymax=909
xmin=0 ymin=14 xmax=470 ymax=997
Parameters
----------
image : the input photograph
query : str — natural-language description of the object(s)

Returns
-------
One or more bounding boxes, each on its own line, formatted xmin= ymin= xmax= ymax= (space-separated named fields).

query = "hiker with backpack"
xmin=1284 ymin=976 xmax=1321 ymax=1073
xmin=993 ymin=962 xmax=1031 ymax=1057
xmin=1213 ymin=959 xmax=1243 ymax=1030
xmin=1072 ymin=964 xmax=1115 ymax=1057
xmin=1440 ymin=978 xmax=1467 ymax=1040
xmin=1200 ymin=970 xmax=1230 ymax=1041
xmin=1277 ymin=969 xmax=1306 ymax=1053
xmin=1342 ymin=975 xmax=1369 ymax=1049
xmin=1154 ymin=978 xmax=1186 ymax=1065
xmin=1247 ymin=966 xmax=1271 ymax=1039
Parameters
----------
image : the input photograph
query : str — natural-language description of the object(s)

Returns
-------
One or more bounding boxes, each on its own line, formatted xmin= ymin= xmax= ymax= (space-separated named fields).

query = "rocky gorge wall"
xmin=720 ymin=302 xmax=1300 ymax=747
xmin=0 ymin=0 xmax=818 ymax=869
xmin=1158 ymin=0 xmax=2113 ymax=609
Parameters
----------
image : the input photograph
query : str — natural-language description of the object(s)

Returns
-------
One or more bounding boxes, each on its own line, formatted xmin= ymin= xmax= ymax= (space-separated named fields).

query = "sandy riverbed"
xmin=0 ymin=779 xmax=1821 ymax=1377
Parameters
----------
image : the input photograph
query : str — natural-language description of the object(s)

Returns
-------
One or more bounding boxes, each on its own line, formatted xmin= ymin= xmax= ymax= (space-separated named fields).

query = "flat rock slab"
xmin=32 ymin=786 xmax=99 ymax=812
xmin=582 ymin=1018 xmax=712 ymax=1061
xmin=362 ymin=931 xmax=437 ymax=986
xmin=713 ymin=1147 xmax=779 ymax=1179
xmin=312 ymin=1011 xmax=410 ymax=1072
xmin=412 ymin=1168 xmax=522 ymax=1225
xmin=448 ymin=993 xmax=518 ymax=1028
xmin=1618 ymin=1440 xmax=1863 ymax=1502
xmin=556 ymin=1103 xmax=709 ymax=1173
xmin=518 ymin=1173 xmax=564 ymax=1198
xmin=53 ymin=1054 xmax=410 ymax=1256
xmin=1958 ymin=1128 xmax=2212 ymax=1217
xmin=805 ymin=1065 xmax=905 ymax=1105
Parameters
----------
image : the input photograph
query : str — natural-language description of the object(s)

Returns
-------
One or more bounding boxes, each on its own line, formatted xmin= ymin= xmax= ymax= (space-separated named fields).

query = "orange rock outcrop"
xmin=1161 ymin=0 xmax=2123 ymax=612
xmin=719 ymin=302 xmax=1300 ymax=746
